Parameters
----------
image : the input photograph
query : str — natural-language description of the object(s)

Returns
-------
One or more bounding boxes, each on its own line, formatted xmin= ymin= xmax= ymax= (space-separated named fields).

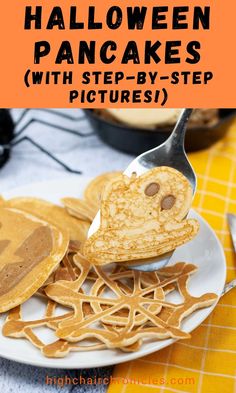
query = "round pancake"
xmin=84 ymin=172 xmax=122 ymax=211
xmin=61 ymin=197 xmax=96 ymax=222
xmin=3 ymin=197 xmax=90 ymax=243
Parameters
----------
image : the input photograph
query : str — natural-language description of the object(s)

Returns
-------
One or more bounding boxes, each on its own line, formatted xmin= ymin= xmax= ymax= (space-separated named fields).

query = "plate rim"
xmin=0 ymin=178 xmax=227 ymax=369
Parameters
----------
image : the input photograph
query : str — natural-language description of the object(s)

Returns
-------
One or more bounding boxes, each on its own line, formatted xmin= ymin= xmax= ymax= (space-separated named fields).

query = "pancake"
xmin=0 ymin=207 xmax=68 ymax=312
xmin=83 ymin=167 xmax=199 ymax=265
xmin=2 ymin=197 xmax=89 ymax=243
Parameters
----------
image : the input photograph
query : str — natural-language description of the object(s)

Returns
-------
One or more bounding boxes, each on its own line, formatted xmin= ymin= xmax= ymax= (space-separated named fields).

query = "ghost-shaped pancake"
xmin=83 ymin=167 xmax=199 ymax=265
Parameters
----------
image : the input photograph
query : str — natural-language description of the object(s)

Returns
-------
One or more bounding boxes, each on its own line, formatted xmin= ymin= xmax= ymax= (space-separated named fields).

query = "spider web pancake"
xmin=44 ymin=261 xmax=217 ymax=352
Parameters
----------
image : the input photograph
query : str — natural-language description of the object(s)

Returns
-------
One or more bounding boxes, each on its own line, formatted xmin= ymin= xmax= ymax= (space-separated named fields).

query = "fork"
xmin=88 ymin=108 xmax=196 ymax=271
xmin=222 ymin=214 xmax=236 ymax=296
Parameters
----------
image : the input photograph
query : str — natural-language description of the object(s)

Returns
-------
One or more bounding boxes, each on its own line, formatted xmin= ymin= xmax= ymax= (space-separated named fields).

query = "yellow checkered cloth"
xmin=108 ymin=119 xmax=236 ymax=393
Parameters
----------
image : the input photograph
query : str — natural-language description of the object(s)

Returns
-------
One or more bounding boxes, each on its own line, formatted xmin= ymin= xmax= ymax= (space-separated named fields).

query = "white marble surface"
xmin=0 ymin=108 xmax=134 ymax=392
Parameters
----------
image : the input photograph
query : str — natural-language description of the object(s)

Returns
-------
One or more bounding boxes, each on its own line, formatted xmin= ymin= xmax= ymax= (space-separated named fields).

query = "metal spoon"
xmin=88 ymin=108 xmax=196 ymax=271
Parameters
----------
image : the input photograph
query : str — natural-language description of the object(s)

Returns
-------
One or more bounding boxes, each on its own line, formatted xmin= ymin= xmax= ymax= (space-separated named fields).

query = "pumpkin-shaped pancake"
xmin=0 ymin=207 xmax=68 ymax=312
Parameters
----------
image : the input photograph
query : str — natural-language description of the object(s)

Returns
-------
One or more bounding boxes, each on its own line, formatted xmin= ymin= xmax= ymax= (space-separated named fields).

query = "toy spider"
xmin=0 ymin=109 xmax=94 ymax=174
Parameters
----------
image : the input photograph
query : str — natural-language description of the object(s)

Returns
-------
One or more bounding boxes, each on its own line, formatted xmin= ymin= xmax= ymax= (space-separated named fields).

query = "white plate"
xmin=0 ymin=176 xmax=226 ymax=369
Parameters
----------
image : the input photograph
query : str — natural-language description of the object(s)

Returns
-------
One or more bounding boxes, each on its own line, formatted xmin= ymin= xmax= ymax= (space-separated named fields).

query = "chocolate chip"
xmin=161 ymin=195 xmax=176 ymax=210
xmin=145 ymin=182 xmax=160 ymax=196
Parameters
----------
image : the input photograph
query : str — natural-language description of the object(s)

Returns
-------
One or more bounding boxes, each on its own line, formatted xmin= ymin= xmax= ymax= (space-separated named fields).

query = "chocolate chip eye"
xmin=145 ymin=182 xmax=160 ymax=196
xmin=161 ymin=195 xmax=176 ymax=210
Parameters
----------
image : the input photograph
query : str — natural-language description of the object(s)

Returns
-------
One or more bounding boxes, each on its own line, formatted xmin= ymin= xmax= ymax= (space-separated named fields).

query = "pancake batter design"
xmin=3 ymin=259 xmax=217 ymax=357
xmin=84 ymin=167 xmax=199 ymax=265
xmin=0 ymin=171 xmax=215 ymax=359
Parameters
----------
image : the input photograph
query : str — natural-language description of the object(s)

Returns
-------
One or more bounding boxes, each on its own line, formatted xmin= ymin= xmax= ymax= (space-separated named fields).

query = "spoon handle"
xmin=167 ymin=108 xmax=193 ymax=149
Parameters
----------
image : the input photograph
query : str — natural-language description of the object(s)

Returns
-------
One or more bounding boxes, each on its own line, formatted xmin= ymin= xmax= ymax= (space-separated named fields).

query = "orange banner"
xmin=0 ymin=0 xmax=235 ymax=107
